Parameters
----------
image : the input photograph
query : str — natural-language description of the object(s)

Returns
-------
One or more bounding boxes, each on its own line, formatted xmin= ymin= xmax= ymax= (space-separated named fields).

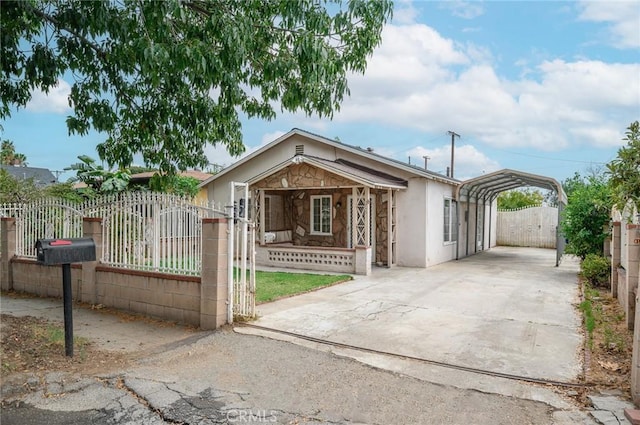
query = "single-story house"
xmin=200 ymin=128 xmax=497 ymax=274
xmin=1 ymin=165 xmax=57 ymax=187
xmin=129 ymin=170 xmax=213 ymax=203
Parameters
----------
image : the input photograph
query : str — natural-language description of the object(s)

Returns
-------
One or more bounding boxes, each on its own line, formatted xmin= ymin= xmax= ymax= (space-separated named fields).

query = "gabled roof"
xmin=199 ymin=128 xmax=458 ymax=187
xmin=456 ymin=169 xmax=567 ymax=205
xmin=247 ymin=155 xmax=408 ymax=190
xmin=0 ymin=165 xmax=57 ymax=187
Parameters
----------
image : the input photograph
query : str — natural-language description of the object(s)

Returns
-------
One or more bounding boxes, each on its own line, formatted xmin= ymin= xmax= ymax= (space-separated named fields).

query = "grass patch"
xmin=33 ymin=324 xmax=89 ymax=359
xmin=255 ymin=270 xmax=351 ymax=303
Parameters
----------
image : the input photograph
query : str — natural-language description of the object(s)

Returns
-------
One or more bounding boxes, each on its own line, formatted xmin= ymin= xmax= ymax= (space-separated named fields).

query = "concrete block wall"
xmin=10 ymin=259 xmax=82 ymax=298
xmin=95 ymin=268 xmax=201 ymax=326
xmin=0 ymin=216 xmax=230 ymax=330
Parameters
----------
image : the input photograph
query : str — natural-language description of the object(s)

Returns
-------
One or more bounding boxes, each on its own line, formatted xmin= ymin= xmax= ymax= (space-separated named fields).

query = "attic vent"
xmin=295 ymin=145 xmax=304 ymax=155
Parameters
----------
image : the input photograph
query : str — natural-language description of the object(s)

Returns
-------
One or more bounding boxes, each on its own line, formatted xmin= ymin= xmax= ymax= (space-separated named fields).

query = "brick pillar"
xmin=612 ymin=222 xmax=621 ymax=298
xmin=626 ymin=225 xmax=640 ymax=330
xmin=0 ymin=218 xmax=16 ymax=291
xmin=81 ymin=217 xmax=102 ymax=304
xmin=200 ymin=218 xmax=228 ymax=329
xmin=632 ymin=264 xmax=640 ymax=405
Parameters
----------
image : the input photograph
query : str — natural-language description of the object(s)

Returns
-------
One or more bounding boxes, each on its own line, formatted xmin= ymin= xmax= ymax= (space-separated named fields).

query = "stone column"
xmin=626 ymin=224 xmax=640 ymax=330
xmin=200 ymin=218 xmax=228 ymax=329
xmin=611 ymin=222 xmax=621 ymax=298
xmin=81 ymin=217 xmax=103 ymax=304
xmin=0 ymin=217 xmax=16 ymax=291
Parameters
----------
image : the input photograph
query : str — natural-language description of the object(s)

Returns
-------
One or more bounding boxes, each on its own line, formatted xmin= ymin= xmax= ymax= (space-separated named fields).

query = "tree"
xmin=65 ymin=155 xmax=130 ymax=195
xmin=2 ymin=1 xmax=392 ymax=174
xmin=0 ymin=168 xmax=41 ymax=202
xmin=560 ymin=172 xmax=612 ymax=259
xmin=497 ymin=188 xmax=544 ymax=210
xmin=149 ymin=175 xmax=200 ymax=198
xmin=0 ymin=139 xmax=27 ymax=166
xmin=607 ymin=121 xmax=640 ymax=211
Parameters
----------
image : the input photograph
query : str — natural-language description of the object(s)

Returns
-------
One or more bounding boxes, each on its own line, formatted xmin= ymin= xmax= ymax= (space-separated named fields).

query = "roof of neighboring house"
xmin=0 ymin=165 xmax=57 ymax=187
xmin=247 ymin=155 xmax=409 ymax=190
xmin=130 ymin=170 xmax=213 ymax=182
xmin=199 ymin=128 xmax=459 ymax=188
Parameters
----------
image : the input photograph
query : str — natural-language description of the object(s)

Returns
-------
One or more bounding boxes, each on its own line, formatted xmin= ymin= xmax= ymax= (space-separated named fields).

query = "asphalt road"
xmin=2 ymin=329 xmax=594 ymax=425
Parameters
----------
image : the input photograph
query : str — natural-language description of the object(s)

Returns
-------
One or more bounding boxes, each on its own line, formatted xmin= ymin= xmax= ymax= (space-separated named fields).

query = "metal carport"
xmin=456 ymin=169 xmax=568 ymax=266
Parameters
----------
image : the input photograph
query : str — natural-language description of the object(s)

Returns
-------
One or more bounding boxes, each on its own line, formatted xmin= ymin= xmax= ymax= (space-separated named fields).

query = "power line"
xmin=495 ymin=149 xmax=608 ymax=164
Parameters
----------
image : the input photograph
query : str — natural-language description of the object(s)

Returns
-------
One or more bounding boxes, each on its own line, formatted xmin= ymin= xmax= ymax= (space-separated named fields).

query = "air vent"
xmin=295 ymin=145 xmax=304 ymax=155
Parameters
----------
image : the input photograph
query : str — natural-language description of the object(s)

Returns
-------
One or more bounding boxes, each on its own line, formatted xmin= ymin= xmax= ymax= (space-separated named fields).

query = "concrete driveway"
xmin=249 ymin=247 xmax=583 ymax=388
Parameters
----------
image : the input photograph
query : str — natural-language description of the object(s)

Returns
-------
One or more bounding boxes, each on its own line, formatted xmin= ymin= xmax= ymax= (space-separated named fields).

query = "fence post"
xmin=200 ymin=218 xmax=228 ymax=329
xmin=81 ymin=217 xmax=103 ymax=304
xmin=631 ymin=260 xmax=640 ymax=405
xmin=625 ymin=224 xmax=640 ymax=330
xmin=611 ymin=221 xmax=621 ymax=298
xmin=0 ymin=218 xmax=16 ymax=291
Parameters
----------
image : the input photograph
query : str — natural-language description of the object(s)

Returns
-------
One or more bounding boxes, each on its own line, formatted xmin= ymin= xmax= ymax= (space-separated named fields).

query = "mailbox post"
xmin=35 ymin=238 xmax=96 ymax=357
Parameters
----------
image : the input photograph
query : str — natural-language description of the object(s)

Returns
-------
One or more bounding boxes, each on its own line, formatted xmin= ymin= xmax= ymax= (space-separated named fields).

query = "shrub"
xmin=581 ymin=254 xmax=611 ymax=288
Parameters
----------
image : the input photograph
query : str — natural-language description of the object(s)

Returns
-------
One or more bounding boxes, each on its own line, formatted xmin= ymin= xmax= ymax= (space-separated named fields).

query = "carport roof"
xmin=456 ymin=169 xmax=567 ymax=205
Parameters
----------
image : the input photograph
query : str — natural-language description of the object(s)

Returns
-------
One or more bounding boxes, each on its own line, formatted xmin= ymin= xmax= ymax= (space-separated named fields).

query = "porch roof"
xmin=247 ymin=155 xmax=408 ymax=190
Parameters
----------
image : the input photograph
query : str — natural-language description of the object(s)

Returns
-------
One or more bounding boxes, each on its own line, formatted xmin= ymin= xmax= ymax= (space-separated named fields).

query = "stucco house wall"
xmin=201 ymin=129 xmax=498 ymax=269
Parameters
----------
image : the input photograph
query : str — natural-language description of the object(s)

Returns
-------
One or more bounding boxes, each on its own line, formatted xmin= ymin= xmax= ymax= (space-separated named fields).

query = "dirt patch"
xmin=0 ymin=314 xmax=131 ymax=379
xmin=585 ymin=288 xmax=632 ymax=393
xmin=565 ymin=285 xmax=633 ymax=406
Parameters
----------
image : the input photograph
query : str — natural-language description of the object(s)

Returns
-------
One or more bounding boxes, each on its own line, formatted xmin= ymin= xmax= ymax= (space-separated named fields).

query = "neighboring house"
xmin=130 ymin=170 xmax=213 ymax=203
xmin=0 ymin=165 xmax=57 ymax=187
xmin=200 ymin=128 xmax=497 ymax=274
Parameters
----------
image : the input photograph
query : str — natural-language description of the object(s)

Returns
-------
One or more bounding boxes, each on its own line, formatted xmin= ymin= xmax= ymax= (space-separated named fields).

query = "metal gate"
xmin=228 ymin=182 xmax=256 ymax=322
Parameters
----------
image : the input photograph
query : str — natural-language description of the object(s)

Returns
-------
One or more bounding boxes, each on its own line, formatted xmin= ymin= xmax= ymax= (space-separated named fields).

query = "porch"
xmin=248 ymin=155 xmax=407 ymax=275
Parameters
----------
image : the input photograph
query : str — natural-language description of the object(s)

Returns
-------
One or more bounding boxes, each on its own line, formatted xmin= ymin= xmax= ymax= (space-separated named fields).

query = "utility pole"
xmin=423 ymin=156 xmax=430 ymax=170
xmin=447 ymin=131 xmax=460 ymax=179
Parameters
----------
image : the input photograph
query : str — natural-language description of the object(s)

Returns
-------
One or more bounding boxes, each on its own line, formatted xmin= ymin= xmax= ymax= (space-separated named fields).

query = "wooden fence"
xmin=496 ymin=205 xmax=557 ymax=249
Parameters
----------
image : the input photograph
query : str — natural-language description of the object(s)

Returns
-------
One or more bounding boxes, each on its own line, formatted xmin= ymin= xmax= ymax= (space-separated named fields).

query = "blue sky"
xmin=3 ymin=0 xmax=639 ymax=183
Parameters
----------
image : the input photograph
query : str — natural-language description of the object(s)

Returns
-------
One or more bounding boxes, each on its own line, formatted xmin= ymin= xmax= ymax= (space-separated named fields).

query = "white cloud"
xmin=260 ymin=130 xmax=286 ymax=145
xmin=205 ymin=130 xmax=287 ymax=168
xmin=440 ymin=1 xmax=485 ymax=19
xmin=408 ymin=143 xmax=500 ymax=179
xmin=25 ymin=79 xmax=71 ymax=114
xmin=333 ymin=22 xmax=639 ymax=152
xmin=578 ymin=1 xmax=640 ymax=49
xmin=393 ymin=0 xmax=419 ymax=25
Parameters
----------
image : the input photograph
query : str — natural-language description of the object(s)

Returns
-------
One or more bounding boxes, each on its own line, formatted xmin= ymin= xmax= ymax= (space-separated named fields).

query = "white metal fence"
xmin=1 ymin=193 xmax=226 ymax=275
xmin=496 ymin=205 xmax=558 ymax=249
xmin=2 ymin=189 xmax=256 ymax=320
xmin=93 ymin=192 xmax=226 ymax=275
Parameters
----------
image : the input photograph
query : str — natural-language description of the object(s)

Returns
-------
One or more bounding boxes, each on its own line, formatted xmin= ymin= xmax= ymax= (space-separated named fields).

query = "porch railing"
xmin=256 ymin=244 xmax=355 ymax=274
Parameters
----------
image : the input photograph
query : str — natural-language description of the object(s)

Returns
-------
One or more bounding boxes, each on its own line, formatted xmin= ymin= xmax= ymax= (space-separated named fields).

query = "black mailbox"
xmin=35 ymin=238 xmax=96 ymax=265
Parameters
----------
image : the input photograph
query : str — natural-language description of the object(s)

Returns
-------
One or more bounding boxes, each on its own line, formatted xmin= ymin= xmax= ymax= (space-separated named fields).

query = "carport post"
xmin=62 ymin=263 xmax=74 ymax=357
xmin=455 ymin=202 xmax=460 ymax=260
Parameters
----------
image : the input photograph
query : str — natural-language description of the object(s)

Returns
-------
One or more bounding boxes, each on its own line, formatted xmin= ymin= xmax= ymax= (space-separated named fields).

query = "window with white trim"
xmin=311 ymin=195 xmax=332 ymax=235
xmin=444 ymin=198 xmax=457 ymax=243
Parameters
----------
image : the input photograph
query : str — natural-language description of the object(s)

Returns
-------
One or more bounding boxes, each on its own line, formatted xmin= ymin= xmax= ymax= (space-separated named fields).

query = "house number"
xmin=635 ymin=239 xmax=640 ymax=244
